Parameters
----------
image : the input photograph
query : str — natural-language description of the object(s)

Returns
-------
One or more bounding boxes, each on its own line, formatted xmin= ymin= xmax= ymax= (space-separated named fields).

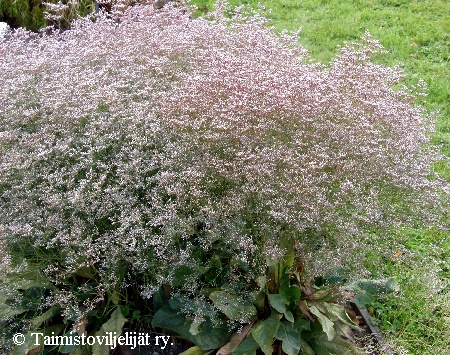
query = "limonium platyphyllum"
xmin=0 ymin=0 xmax=448 ymax=325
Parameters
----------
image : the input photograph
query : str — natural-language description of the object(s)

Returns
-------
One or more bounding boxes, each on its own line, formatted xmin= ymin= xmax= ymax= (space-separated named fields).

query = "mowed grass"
xmin=191 ymin=1 xmax=450 ymax=353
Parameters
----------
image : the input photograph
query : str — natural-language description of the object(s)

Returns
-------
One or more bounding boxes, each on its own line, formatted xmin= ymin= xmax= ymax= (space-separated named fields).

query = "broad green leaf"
xmin=268 ymin=294 xmax=287 ymax=314
xmin=30 ymin=306 xmax=61 ymax=328
xmin=172 ymin=294 xmax=216 ymax=316
xmin=0 ymin=305 xmax=27 ymax=320
xmin=217 ymin=322 xmax=253 ymax=355
xmin=191 ymin=321 xmax=232 ymax=350
xmin=279 ymin=273 xmax=301 ymax=305
xmin=76 ymin=266 xmax=95 ymax=279
xmin=204 ymin=257 xmax=222 ymax=284
xmin=256 ymin=276 xmax=266 ymax=291
xmin=102 ymin=307 xmax=127 ymax=334
xmin=191 ymin=321 xmax=229 ymax=349
xmin=309 ymin=305 xmax=335 ymax=341
xmin=283 ymin=252 xmax=295 ymax=269
xmin=151 ymin=303 xmax=184 ymax=328
xmin=335 ymin=321 xmax=355 ymax=341
xmin=70 ymin=345 xmax=91 ymax=355
xmin=267 ymin=293 xmax=294 ymax=323
xmin=189 ymin=318 xmax=203 ymax=336
xmin=92 ymin=307 xmax=128 ymax=355
xmin=355 ymin=278 xmax=399 ymax=296
xmin=284 ymin=310 xmax=294 ymax=323
xmin=179 ymin=346 xmax=211 ymax=355
xmin=165 ymin=318 xmax=232 ymax=350
xmin=209 ymin=291 xmax=256 ymax=322
xmin=153 ymin=286 xmax=169 ymax=312
xmin=251 ymin=313 xmax=281 ymax=355
xmin=309 ymin=289 xmax=333 ymax=301
xmin=310 ymin=333 xmax=364 ymax=355
xmin=306 ymin=337 xmax=330 ymax=355
xmin=91 ymin=329 xmax=109 ymax=355
xmin=172 ymin=265 xmax=198 ymax=287
xmin=232 ymin=334 xmax=259 ymax=355
xmin=168 ymin=297 xmax=184 ymax=311
xmin=11 ymin=331 xmax=43 ymax=355
xmin=266 ymin=259 xmax=280 ymax=286
xmin=42 ymin=324 xmax=65 ymax=336
xmin=300 ymin=340 xmax=315 ymax=355
xmin=323 ymin=303 xmax=359 ymax=329
xmin=110 ymin=290 xmax=120 ymax=306
xmin=353 ymin=292 xmax=374 ymax=306
xmin=275 ymin=322 xmax=301 ymax=355
xmin=59 ymin=331 xmax=81 ymax=354
xmin=251 ymin=290 xmax=266 ymax=312
xmin=279 ymin=270 xmax=291 ymax=296
xmin=294 ymin=318 xmax=311 ymax=334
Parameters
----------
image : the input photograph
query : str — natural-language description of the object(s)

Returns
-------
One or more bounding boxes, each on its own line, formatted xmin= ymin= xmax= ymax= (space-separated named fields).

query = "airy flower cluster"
xmin=0 ymin=1 xmax=447 ymax=320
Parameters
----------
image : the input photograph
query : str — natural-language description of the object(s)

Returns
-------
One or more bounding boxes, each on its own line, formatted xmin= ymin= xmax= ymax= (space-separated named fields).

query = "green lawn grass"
xmin=192 ymin=0 xmax=450 ymax=353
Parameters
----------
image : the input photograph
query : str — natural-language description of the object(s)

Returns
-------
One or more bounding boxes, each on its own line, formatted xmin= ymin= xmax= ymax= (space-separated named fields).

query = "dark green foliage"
xmin=0 ymin=0 xmax=96 ymax=31
xmin=0 ymin=0 xmax=46 ymax=31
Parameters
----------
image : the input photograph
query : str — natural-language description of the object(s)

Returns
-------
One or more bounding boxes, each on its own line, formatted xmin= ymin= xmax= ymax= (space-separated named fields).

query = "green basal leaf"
xmin=91 ymin=307 xmax=128 ymax=355
xmin=91 ymin=330 xmax=109 ymax=355
xmin=309 ymin=305 xmax=335 ymax=341
xmin=279 ymin=269 xmax=290 ymax=296
xmin=279 ymin=272 xmax=301 ymax=305
xmin=110 ymin=290 xmax=120 ymax=306
xmin=300 ymin=340 xmax=315 ymax=355
xmin=314 ymin=270 xmax=348 ymax=287
xmin=306 ymin=338 xmax=330 ymax=355
xmin=353 ymin=278 xmax=400 ymax=308
xmin=355 ymin=278 xmax=399 ymax=296
xmin=76 ymin=266 xmax=96 ymax=279
xmin=59 ymin=331 xmax=81 ymax=354
xmin=189 ymin=318 xmax=203 ymax=336
xmin=217 ymin=322 xmax=253 ymax=355
xmin=102 ymin=307 xmax=127 ymax=334
xmin=251 ymin=312 xmax=281 ymax=355
xmin=151 ymin=303 xmax=184 ymax=328
xmin=204 ymin=257 xmax=222 ymax=284
xmin=266 ymin=259 xmax=280 ymax=291
xmin=0 ymin=304 xmax=27 ymax=320
xmin=322 ymin=303 xmax=359 ymax=329
xmin=309 ymin=289 xmax=333 ymax=301
xmin=11 ymin=331 xmax=43 ymax=355
xmin=153 ymin=286 xmax=169 ymax=312
xmin=268 ymin=294 xmax=287 ymax=314
xmin=172 ymin=265 xmax=199 ymax=287
xmin=309 ymin=333 xmax=365 ymax=355
xmin=294 ymin=318 xmax=311 ymax=334
xmin=69 ymin=345 xmax=91 ymax=355
xmin=165 ymin=318 xmax=232 ymax=350
xmin=251 ymin=290 xmax=266 ymax=312
xmin=232 ymin=334 xmax=259 ymax=355
xmin=12 ymin=325 xmax=65 ymax=355
xmin=354 ymin=293 xmax=374 ymax=306
xmin=168 ymin=296 xmax=184 ymax=311
xmin=30 ymin=306 xmax=61 ymax=328
xmin=284 ymin=310 xmax=294 ymax=323
xmin=256 ymin=275 xmax=266 ymax=291
xmin=335 ymin=321 xmax=355 ymax=341
xmin=275 ymin=321 xmax=301 ymax=355
xmin=43 ymin=324 xmax=66 ymax=335
xmin=283 ymin=252 xmax=296 ymax=269
xmin=209 ymin=291 xmax=256 ymax=322
xmin=179 ymin=346 xmax=212 ymax=355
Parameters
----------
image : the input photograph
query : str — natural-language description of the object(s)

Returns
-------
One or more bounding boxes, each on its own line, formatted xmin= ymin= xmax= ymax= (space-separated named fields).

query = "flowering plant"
xmin=0 ymin=1 xmax=447 ymax=353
